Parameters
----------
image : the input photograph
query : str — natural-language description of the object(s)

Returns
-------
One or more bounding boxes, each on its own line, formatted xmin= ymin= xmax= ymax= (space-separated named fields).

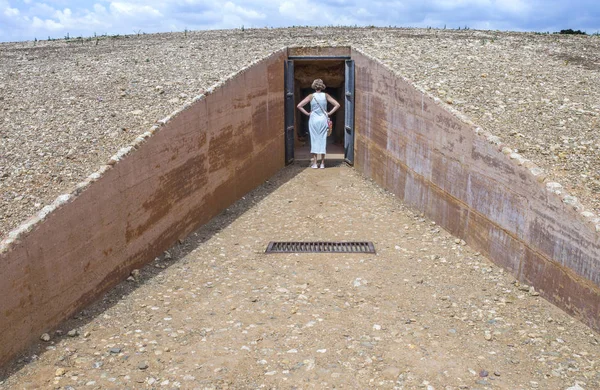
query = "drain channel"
xmin=265 ymin=241 xmax=375 ymax=254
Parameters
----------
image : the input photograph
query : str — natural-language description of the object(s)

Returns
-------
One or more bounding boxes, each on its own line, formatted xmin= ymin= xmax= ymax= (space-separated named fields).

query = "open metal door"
xmin=344 ymin=59 xmax=355 ymax=165
xmin=284 ymin=60 xmax=295 ymax=165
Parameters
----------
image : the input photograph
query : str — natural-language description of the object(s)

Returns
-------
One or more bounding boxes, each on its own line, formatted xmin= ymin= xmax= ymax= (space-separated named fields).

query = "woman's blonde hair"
xmin=311 ymin=79 xmax=326 ymax=91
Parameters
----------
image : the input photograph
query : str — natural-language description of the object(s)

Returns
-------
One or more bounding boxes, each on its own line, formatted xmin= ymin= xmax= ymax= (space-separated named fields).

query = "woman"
xmin=297 ymin=79 xmax=340 ymax=168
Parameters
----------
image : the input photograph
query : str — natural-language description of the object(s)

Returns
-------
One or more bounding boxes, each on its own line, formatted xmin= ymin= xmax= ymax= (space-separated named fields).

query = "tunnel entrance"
xmin=284 ymin=56 xmax=355 ymax=165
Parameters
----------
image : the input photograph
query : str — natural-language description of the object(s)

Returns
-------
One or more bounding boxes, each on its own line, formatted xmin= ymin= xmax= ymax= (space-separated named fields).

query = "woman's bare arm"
xmin=296 ymin=94 xmax=313 ymax=116
xmin=325 ymin=93 xmax=341 ymax=116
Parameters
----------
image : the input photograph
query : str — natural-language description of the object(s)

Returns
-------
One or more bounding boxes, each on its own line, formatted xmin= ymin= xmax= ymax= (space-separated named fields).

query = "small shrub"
xmin=556 ymin=29 xmax=587 ymax=35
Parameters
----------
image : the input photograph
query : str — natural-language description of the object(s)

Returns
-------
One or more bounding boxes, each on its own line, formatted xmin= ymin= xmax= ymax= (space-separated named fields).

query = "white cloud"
xmin=4 ymin=7 xmax=19 ymax=16
xmin=278 ymin=0 xmax=338 ymax=23
xmin=109 ymin=2 xmax=162 ymax=18
xmin=93 ymin=4 xmax=107 ymax=13
xmin=355 ymin=8 xmax=373 ymax=18
xmin=223 ymin=1 xmax=265 ymax=20
xmin=31 ymin=15 xmax=63 ymax=30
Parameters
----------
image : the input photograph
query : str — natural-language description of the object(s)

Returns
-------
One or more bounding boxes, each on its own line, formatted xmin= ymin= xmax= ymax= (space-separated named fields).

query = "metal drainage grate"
xmin=265 ymin=241 xmax=375 ymax=254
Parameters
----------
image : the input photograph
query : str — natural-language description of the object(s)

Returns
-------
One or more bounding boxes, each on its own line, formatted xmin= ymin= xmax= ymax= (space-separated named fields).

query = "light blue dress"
xmin=309 ymin=92 xmax=328 ymax=154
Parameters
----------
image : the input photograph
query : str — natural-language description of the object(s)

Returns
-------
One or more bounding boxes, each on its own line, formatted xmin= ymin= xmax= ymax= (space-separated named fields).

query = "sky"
xmin=0 ymin=0 xmax=599 ymax=43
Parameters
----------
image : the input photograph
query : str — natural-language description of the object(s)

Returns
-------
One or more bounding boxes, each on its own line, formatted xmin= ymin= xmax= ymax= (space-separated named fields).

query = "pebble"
xmin=40 ymin=333 xmax=50 ymax=342
xmin=382 ymin=366 xmax=401 ymax=380
xmin=130 ymin=269 xmax=140 ymax=281
xmin=67 ymin=329 xmax=79 ymax=337
xmin=138 ymin=362 xmax=149 ymax=370
xmin=109 ymin=347 xmax=121 ymax=354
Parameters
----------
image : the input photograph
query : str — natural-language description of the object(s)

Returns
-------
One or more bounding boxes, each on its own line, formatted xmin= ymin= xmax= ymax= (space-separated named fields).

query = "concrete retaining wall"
xmin=352 ymin=49 xmax=600 ymax=332
xmin=0 ymin=50 xmax=286 ymax=366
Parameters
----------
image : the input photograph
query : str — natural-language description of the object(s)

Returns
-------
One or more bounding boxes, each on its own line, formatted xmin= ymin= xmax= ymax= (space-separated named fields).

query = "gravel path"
xmin=1 ymin=164 xmax=597 ymax=389
xmin=1 ymin=27 xmax=600 ymax=238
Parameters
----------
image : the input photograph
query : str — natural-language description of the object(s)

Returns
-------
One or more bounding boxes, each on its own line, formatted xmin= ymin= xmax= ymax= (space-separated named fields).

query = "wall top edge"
xmin=287 ymin=46 xmax=351 ymax=58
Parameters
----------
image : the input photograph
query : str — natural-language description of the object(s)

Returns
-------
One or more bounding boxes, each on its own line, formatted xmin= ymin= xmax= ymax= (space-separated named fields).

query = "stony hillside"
xmin=1 ymin=27 xmax=599 ymax=237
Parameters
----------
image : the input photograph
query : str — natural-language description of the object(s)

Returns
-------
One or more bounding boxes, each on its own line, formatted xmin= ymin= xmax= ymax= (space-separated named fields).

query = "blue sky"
xmin=0 ymin=0 xmax=599 ymax=42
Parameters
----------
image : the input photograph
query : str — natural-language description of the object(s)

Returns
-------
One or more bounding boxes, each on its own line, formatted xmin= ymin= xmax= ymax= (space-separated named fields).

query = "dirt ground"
xmin=1 ymin=163 xmax=598 ymax=389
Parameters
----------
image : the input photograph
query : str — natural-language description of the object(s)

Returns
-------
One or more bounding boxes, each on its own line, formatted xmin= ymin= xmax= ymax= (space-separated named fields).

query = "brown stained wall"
xmin=0 ymin=50 xmax=286 ymax=367
xmin=351 ymin=49 xmax=600 ymax=332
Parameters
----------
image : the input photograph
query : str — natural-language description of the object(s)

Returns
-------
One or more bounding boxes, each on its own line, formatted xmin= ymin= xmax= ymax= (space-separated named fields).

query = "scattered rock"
xmin=130 ymin=269 xmax=140 ymax=281
xmin=382 ymin=366 xmax=401 ymax=380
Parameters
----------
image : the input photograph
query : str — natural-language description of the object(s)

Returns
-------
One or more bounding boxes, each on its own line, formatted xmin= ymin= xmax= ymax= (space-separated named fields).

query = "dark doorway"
xmin=284 ymin=57 xmax=354 ymax=165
